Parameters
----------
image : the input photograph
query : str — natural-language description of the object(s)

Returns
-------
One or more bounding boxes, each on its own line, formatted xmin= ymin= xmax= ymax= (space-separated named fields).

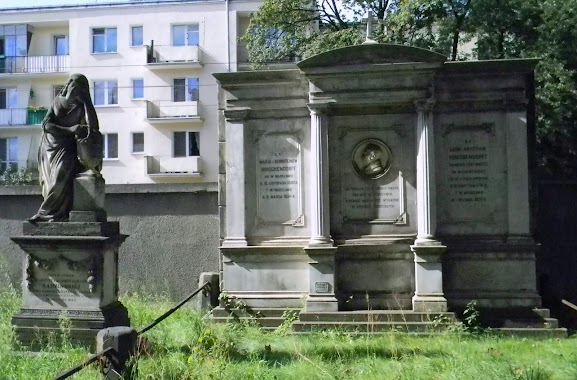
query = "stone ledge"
xmin=0 ymin=182 xmax=217 ymax=196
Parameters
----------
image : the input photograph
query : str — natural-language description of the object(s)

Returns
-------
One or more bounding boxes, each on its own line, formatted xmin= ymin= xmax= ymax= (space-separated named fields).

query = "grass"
xmin=0 ymin=284 xmax=576 ymax=380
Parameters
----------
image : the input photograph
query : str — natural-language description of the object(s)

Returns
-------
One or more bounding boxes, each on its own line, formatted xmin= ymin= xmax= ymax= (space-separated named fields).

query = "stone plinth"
xmin=11 ymin=222 xmax=129 ymax=349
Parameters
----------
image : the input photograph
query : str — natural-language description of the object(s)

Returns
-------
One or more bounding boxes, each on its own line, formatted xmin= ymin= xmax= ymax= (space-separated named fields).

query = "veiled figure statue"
xmin=29 ymin=73 xmax=103 ymax=223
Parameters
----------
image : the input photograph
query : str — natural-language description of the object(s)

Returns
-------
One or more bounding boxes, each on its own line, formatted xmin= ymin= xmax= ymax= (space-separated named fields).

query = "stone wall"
xmin=0 ymin=184 xmax=219 ymax=300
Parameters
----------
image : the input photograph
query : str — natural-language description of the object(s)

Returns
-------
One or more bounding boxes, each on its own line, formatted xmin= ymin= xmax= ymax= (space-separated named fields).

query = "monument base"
xmin=11 ymin=221 xmax=129 ymax=350
xmin=11 ymin=301 xmax=129 ymax=349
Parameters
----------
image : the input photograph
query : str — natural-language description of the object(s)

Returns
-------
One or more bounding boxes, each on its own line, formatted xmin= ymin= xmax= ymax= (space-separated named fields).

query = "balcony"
xmin=0 ymin=109 xmax=27 ymax=126
xmin=145 ymin=155 xmax=202 ymax=178
xmin=145 ymin=100 xmax=201 ymax=124
xmin=146 ymin=45 xmax=202 ymax=69
xmin=0 ymin=108 xmax=48 ymax=128
xmin=0 ymin=55 xmax=70 ymax=76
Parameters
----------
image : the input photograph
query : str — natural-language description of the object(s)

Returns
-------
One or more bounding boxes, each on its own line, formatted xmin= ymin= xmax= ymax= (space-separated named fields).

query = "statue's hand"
xmin=73 ymin=124 xmax=89 ymax=139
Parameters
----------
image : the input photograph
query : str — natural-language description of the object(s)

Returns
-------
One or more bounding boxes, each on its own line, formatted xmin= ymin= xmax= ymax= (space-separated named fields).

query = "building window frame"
xmin=173 ymin=78 xmax=199 ymax=102
xmin=93 ymin=80 xmax=118 ymax=106
xmin=0 ymin=136 xmax=18 ymax=172
xmin=171 ymin=24 xmax=199 ymax=46
xmin=131 ymin=25 xmax=143 ymax=47
xmin=53 ymin=35 xmax=68 ymax=55
xmin=103 ymin=133 xmax=118 ymax=160
xmin=173 ymin=131 xmax=199 ymax=158
xmin=132 ymin=79 xmax=144 ymax=99
xmin=92 ymin=27 xmax=117 ymax=54
xmin=131 ymin=132 xmax=144 ymax=154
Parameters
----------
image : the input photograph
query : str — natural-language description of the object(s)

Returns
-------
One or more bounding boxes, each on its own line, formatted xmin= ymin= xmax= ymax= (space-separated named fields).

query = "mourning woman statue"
xmin=29 ymin=73 xmax=103 ymax=223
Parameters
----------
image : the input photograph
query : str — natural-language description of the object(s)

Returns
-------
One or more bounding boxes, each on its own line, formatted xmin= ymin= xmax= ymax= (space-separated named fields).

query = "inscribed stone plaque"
xmin=255 ymin=131 xmax=303 ymax=226
xmin=443 ymin=124 xmax=493 ymax=222
xmin=27 ymin=256 xmax=96 ymax=307
xmin=339 ymin=133 xmax=406 ymax=224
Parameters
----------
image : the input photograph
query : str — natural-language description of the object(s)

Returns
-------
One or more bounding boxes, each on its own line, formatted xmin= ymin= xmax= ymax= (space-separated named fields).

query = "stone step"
xmin=493 ymin=327 xmax=568 ymax=338
xmin=483 ymin=317 xmax=559 ymax=329
xmin=299 ymin=311 xmax=457 ymax=323
xmin=211 ymin=316 xmax=290 ymax=329
xmin=292 ymin=321 xmax=454 ymax=333
xmin=211 ymin=307 xmax=299 ymax=319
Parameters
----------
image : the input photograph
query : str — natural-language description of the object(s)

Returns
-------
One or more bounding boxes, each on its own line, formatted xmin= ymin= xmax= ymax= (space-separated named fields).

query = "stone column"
xmin=304 ymin=102 xmax=338 ymax=312
xmin=221 ymin=108 xmax=250 ymax=248
xmin=411 ymin=99 xmax=447 ymax=312
xmin=308 ymin=103 xmax=332 ymax=246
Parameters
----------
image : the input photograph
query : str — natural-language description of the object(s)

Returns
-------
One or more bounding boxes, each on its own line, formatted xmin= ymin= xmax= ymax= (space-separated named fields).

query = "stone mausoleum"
xmin=214 ymin=44 xmax=548 ymax=326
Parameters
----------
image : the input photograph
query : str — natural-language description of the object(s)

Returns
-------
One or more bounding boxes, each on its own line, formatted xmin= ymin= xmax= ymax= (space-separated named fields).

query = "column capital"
xmin=224 ymin=107 xmax=251 ymax=121
xmin=307 ymin=101 xmax=333 ymax=115
xmin=414 ymin=99 xmax=435 ymax=113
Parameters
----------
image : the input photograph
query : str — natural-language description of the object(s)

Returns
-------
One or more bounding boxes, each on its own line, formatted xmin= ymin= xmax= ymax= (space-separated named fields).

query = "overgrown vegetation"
xmin=1 ymin=288 xmax=576 ymax=379
xmin=242 ymin=0 xmax=577 ymax=178
xmin=0 ymin=167 xmax=36 ymax=186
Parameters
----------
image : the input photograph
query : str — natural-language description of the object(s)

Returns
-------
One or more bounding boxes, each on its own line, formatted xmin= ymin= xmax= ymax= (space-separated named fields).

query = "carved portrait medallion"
xmin=351 ymin=139 xmax=392 ymax=179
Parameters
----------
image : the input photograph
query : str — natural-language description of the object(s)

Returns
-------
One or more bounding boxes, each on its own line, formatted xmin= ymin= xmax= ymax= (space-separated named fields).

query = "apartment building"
xmin=0 ymin=0 xmax=260 ymax=184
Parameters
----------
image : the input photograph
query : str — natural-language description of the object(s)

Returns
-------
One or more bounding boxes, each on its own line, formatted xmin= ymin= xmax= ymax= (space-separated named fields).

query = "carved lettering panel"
xmin=255 ymin=131 xmax=304 ymax=226
xmin=442 ymin=124 xmax=494 ymax=222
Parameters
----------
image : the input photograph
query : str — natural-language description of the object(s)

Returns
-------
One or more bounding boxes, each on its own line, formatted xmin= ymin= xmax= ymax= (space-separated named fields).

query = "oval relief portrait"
xmin=351 ymin=139 xmax=392 ymax=179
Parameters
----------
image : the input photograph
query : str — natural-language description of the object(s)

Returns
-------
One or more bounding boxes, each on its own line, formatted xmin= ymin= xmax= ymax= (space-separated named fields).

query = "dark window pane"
xmin=108 ymin=134 xmax=118 ymax=159
xmin=173 ymin=78 xmax=185 ymax=102
xmin=174 ymin=132 xmax=186 ymax=157
xmin=0 ymin=138 xmax=6 ymax=161
xmin=188 ymin=132 xmax=199 ymax=156
xmin=132 ymin=133 xmax=144 ymax=153
xmin=0 ymin=90 xmax=6 ymax=109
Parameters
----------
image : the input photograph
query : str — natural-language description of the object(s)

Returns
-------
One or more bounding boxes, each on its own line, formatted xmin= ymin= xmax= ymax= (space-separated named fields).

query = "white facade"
xmin=0 ymin=0 xmax=259 ymax=184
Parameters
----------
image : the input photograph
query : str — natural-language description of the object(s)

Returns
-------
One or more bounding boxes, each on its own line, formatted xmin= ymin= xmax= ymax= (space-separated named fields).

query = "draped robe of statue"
xmin=30 ymin=74 xmax=101 ymax=222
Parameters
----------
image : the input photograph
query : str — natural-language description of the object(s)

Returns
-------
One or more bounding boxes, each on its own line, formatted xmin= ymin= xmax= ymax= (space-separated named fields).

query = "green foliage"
xmin=2 ymin=289 xmax=577 ymax=379
xmin=243 ymin=0 xmax=577 ymax=177
xmin=0 ymin=166 xmax=36 ymax=186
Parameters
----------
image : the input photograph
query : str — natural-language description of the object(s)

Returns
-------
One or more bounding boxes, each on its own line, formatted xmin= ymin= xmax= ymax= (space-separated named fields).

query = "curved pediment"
xmin=297 ymin=43 xmax=446 ymax=69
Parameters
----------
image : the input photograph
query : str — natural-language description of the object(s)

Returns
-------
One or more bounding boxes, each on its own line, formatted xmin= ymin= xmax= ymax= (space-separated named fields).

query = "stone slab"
xmin=23 ymin=221 xmax=120 ymax=237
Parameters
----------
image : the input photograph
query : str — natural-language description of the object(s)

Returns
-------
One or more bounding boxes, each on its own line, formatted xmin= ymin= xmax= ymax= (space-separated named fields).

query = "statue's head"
xmin=64 ymin=73 xmax=91 ymax=101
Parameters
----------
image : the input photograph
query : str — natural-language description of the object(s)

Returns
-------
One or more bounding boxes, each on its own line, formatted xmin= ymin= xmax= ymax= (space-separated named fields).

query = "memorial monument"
xmin=214 ymin=43 xmax=561 ymax=331
xmin=11 ymin=74 xmax=129 ymax=348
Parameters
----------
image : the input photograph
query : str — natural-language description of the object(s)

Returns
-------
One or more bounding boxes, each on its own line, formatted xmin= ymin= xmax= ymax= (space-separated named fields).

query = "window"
xmin=92 ymin=27 xmax=117 ymax=53
xmin=132 ymin=132 xmax=144 ymax=154
xmin=172 ymin=24 xmax=199 ymax=46
xmin=53 ymin=84 xmax=65 ymax=99
xmin=94 ymin=80 xmax=118 ymax=106
xmin=173 ymin=78 xmax=198 ymax=102
xmin=0 ymin=137 xmax=18 ymax=172
xmin=132 ymin=79 xmax=144 ymax=99
xmin=54 ymin=35 xmax=68 ymax=55
xmin=0 ymin=88 xmax=17 ymax=109
xmin=131 ymin=26 xmax=143 ymax=46
xmin=103 ymin=133 xmax=118 ymax=159
xmin=173 ymin=131 xmax=199 ymax=157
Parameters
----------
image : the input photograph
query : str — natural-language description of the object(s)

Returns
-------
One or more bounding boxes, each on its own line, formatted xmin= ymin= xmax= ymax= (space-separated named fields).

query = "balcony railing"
xmin=146 ymin=45 xmax=202 ymax=68
xmin=145 ymin=100 xmax=200 ymax=122
xmin=145 ymin=155 xmax=202 ymax=178
xmin=27 ymin=109 xmax=48 ymax=124
xmin=0 ymin=109 xmax=27 ymax=126
xmin=0 ymin=55 xmax=70 ymax=74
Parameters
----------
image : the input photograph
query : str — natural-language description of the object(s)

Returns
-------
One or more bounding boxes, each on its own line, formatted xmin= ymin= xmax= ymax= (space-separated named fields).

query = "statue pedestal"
xmin=11 ymin=222 xmax=129 ymax=349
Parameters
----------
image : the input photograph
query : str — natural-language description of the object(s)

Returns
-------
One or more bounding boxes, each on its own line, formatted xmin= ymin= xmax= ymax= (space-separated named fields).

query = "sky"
xmin=0 ymin=0 xmax=136 ymax=8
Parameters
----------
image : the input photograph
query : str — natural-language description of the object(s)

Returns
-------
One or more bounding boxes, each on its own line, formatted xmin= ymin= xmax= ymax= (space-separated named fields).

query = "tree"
xmin=244 ymin=0 xmax=577 ymax=177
